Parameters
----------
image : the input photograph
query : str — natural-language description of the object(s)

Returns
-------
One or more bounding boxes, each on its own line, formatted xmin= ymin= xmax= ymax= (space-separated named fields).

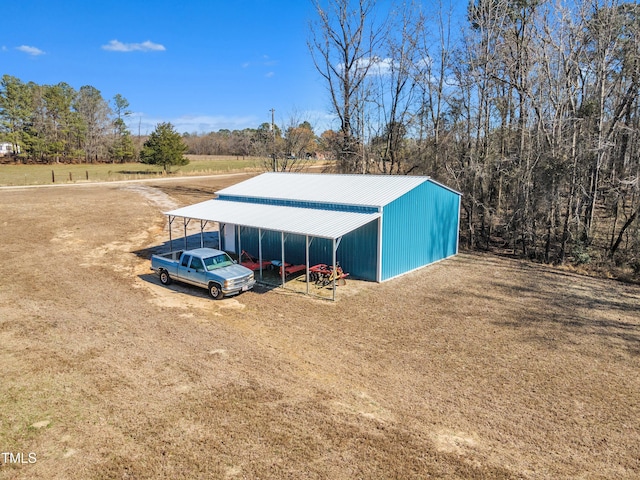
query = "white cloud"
xmin=102 ymin=40 xmax=165 ymax=52
xmin=334 ymin=56 xmax=410 ymax=77
xmin=242 ymin=55 xmax=278 ymax=69
xmin=265 ymin=71 xmax=275 ymax=78
xmin=17 ymin=45 xmax=45 ymax=56
xmin=369 ymin=57 xmax=393 ymax=76
xmin=262 ymin=55 xmax=277 ymax=67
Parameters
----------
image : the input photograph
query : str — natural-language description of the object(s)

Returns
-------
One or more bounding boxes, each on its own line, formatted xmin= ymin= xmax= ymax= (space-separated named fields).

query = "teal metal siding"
xmin=338 ymin=219 xmax=378 ymax=280
xmin=381 ymin=180 xmax=460 ymax=280
xmin=238 ymin=219 xmax=379 ymax=281
xmin=237 ymin=227 xmax=327 ymax=265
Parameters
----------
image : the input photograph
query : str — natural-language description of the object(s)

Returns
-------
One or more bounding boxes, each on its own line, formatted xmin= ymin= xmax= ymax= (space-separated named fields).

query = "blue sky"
xmin=1 ymin=0 xmax=333 ymax=135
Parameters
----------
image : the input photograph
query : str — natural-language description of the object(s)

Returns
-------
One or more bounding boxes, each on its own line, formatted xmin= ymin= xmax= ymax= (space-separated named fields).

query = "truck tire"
xmin=208 ymin=282 xmax=224 ymax=300
xmin=159 ymin=270 xmax=172 ymax=285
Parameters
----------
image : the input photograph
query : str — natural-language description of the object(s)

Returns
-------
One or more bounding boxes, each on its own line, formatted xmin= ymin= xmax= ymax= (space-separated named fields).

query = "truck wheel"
xmin=159 ymin=270 xmax=172 ymax=285
xmin=208 ymin=283 xmax=224 ymax=300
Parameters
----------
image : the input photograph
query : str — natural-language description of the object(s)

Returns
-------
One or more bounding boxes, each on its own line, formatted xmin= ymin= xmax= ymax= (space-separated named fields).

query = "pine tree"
xmin=140 ymin=122 xmax=189 ymax=173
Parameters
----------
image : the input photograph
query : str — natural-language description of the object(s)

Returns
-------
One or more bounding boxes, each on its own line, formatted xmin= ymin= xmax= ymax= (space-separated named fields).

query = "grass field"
xmin=0 ymin=155 xmax=275 ymax=186
xmin=0 ymin=175 xmax=638 ymax=479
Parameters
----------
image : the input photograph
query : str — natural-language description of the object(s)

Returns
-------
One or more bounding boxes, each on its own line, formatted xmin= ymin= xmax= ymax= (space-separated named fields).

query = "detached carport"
xmin=164 ymin=199 xmax=380 ymax=300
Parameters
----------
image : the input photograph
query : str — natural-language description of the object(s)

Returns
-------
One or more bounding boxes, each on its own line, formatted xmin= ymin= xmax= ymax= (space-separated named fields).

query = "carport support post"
xmin=168 ymin=215 xmax=174 ymax=252
xmin=200 ymin=220 xmax=208 ymax=248
xmin=305 ymin=235 xmax=309 ymax=295
xmin=183 ymin=218 xmax=191 ymax=250
xmin=377 ymin=214 xmax=383 ymax=282
xmin=281 ymin=231 xmax=285 ymax=287
xmin=237 ymin=225 xmax=242 ymax=259
xmin=219 ymin=223 xmax=225 ymax=250
xmin=258 ymin=228 xmax=263 ymax=281
xmin=332 ymin=237 xmax=336 ymax=301
xmin=332 ymin=236 xmax=342 ymax=302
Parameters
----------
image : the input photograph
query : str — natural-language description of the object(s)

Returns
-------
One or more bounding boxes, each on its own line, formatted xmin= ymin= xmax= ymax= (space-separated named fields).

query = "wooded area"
xmin=0 ymin=77 xmax=136 ymax=164
xmin=1 ymin=0 xmax=638 ymax=276
xmin=309 ymin=0 xmax=639 ymax=275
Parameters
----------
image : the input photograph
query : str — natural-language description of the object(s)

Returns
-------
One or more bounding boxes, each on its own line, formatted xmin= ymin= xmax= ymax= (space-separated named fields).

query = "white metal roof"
xmin=165 ymin=199 xmax=380 ymax=240
xmin=215 ymin=172 xmax=432 ymax=208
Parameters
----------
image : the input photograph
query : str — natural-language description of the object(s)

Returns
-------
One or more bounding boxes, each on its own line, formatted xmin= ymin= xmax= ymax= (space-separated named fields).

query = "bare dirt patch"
xmin=0 ymin=177 xmax=638 ymax=479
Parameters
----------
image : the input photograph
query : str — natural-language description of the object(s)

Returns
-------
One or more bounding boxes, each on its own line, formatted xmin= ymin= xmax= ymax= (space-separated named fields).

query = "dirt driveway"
xmin=1 ymin=177 xmax=639 ymax=479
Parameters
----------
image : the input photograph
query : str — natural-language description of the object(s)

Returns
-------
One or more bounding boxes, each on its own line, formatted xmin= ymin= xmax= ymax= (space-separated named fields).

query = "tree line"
xmin=0 ymin=74 xmax=322 ymax=170
xmin=182 ymin=120 xmax=325 ymax=171
xmin=309 ymin=0 xmax=639 ymax=275
xmin=0 ymin=75 xmax=136 ymax=163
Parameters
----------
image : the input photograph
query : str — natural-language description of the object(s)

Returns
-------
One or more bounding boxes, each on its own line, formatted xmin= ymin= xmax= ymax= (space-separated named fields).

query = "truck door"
xmin=187 ymin=256 xmax=207 ymax=285
xmin=178 ymin=254 xmax=192 ymax=280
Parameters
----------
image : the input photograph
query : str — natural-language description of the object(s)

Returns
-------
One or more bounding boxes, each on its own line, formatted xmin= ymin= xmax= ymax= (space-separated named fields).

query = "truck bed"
xmin=156 ymin=250 xmax=183 ymax=262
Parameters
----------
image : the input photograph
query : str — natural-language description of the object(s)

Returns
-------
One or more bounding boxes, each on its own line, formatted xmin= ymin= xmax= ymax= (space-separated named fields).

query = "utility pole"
xmin=270 ymin=108 xmax=276 ymax=172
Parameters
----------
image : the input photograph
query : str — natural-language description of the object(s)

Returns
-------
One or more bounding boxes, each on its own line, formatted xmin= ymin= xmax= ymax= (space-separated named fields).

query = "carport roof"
xmin=165 ymin=199 xmax=380 ymax=240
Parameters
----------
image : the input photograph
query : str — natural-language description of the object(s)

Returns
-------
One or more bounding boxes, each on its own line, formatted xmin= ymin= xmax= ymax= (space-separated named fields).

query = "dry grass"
xmin=0 ymin=156 xmax=266 ymax=186
xmin=0 ymin=177 xmax=638 ymax=479
xmin=0 ymin=155 xmax=328 ymax=187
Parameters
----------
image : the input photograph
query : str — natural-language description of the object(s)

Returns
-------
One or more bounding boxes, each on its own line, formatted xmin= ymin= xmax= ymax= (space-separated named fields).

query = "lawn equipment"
xmin=240 ymin=250 xmax=272 ymax=271
xmin=309 ymin=263 xmax=349 ymax=286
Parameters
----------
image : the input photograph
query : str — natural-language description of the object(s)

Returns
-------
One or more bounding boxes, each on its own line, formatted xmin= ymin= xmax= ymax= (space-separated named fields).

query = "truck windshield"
xmin=203 ymin=253 xmax=234 ymax=270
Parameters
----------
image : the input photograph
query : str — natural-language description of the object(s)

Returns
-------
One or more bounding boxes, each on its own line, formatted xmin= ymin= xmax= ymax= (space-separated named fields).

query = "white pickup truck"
xmin=150 ymin=248 xmax=256 ymax=299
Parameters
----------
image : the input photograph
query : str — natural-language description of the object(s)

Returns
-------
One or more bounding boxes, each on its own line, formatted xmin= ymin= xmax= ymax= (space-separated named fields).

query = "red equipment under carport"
xmin=271 ymin=260 xmax=307 ymax=277
xmin=240 ymin=250 xmax=272 ymax=271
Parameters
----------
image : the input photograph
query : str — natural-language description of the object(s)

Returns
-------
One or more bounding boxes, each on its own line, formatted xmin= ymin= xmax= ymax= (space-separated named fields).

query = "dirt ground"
xmin=0 ymin=175 xmax=639 ymax=479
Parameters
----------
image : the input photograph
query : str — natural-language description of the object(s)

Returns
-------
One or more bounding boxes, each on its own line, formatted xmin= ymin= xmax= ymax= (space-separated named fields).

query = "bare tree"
xmin=369 ymin=1 xmax=421 ymax=175
xmin=412 ymin=0 xmax=457 ymax=179
xmin=309 ymin=0 xmax=384 ymax=173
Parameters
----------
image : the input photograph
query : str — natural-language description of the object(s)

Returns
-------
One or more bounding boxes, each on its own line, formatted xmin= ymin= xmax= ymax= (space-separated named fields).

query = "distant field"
xmin=0 ymin=155 xmax=271 ymax=186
